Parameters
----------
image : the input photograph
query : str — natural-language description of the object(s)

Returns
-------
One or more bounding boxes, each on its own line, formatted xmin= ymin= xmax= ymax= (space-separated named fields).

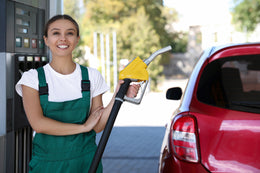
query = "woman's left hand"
xmin=116 ymin=80 xmax=141 ymax=98
xmin=83 ymin=106 xmax=103 ymax=132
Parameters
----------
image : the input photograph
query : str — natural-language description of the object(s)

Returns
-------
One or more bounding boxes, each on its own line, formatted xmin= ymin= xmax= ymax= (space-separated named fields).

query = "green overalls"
xmin=29 ymin=65 xmax=102 ymax=173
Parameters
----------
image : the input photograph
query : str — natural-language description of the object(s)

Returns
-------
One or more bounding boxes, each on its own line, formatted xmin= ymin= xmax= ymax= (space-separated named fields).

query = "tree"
xmin=116 ymin=7 xmax=162 ymax=90
xmin=64 ymin=0 xmax=186 ymax=90
xmin=81 ymin=0 xmax=184 ymax=90
xmin=232 ymin=0 xmax=260 ymax=32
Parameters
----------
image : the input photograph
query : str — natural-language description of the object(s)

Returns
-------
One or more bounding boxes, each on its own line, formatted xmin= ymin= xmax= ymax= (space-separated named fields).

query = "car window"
xmin=197 ymin=54 xmax=260 ymax=114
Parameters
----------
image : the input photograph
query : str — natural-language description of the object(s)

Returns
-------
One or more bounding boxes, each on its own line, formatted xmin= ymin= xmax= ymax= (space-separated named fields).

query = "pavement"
xmin=96 ymin=79 xmax=188 ymax=173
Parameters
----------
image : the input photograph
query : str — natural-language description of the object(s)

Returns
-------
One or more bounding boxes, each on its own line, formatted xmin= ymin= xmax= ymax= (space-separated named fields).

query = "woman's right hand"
xmin=83 ymin=106 xmax=103 ymax=132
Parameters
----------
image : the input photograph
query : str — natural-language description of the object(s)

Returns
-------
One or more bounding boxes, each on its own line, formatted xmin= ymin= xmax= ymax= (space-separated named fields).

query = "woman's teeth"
xmin=58 ymin=45 xmax=68 ymax=49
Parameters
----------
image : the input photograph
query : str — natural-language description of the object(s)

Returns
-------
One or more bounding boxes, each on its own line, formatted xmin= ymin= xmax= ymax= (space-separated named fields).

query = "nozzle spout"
xmin=143 ymin=45 xmax=172 ymax=66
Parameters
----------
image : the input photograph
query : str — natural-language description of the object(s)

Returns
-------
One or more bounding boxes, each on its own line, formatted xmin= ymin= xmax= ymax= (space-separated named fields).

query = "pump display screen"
xmin=14 ymin=3 xmax=45 ymax=54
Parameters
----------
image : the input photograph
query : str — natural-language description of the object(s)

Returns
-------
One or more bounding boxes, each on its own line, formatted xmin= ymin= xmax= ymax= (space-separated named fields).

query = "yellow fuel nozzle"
xmin=119 ymin=46 xmax=172 ymax=81
xmin=118 ymin=46 xmax=172 ymax=104
xmin=119 ymin=56 xmax=149 ymax=81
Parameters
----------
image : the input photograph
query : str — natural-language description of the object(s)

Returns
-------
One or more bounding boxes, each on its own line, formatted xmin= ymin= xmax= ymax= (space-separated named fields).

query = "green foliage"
xmin=231 ymin=0 xmax=260 ymax=32
xmin=169 ymin=32 xmax=188 ymax=53
xmin=65 ymin=0 xmax=187 ymax=90
xmin=117 ymin=7 xmax=160 ymax=60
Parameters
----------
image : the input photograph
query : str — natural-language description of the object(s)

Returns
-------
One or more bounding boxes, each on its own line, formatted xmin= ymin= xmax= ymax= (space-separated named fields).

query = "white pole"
xmin=100 ymin=33 xmax=105 ymax=78
xmin=93 ymin=32 xmax=97 ymax=60
xmin=106 ymin=34 xmax=110 ymax=89
xmin=113 ymin=32 xmax=117 ymax=91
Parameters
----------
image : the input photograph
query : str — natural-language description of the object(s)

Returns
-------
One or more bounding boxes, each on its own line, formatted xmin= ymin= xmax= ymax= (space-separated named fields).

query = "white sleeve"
xmin=88 ymin=67 xmax=110 ymax=98
xmin=15 ymin=69 xmax=39 ymax=97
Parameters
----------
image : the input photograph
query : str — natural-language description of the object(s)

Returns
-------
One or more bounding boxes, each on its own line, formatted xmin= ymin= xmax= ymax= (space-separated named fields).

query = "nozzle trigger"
xmin=123 ymin=80 xmax=149 ymax=104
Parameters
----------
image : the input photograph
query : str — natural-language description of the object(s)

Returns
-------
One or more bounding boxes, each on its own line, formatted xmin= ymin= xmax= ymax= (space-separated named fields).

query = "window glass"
xmin=197 ymin=54 xmax=260 ymax=114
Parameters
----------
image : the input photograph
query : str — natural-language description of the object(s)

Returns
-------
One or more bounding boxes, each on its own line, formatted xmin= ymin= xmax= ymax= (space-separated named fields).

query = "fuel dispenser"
xmin=0 ymin=0 xmax=50 ymax=172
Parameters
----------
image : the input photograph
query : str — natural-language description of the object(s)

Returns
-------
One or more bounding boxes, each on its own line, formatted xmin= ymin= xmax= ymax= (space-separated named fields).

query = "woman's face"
xmin=44 ymin=19 xmax=80 ymax=58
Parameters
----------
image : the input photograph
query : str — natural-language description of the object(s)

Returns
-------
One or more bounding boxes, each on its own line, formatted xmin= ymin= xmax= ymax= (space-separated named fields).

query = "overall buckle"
xmin=81 ymin=80 xmax=90 ymax=92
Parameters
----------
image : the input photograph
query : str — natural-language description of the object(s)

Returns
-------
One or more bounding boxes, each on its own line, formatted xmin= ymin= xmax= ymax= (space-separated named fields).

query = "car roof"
xmin=206 ymin=42 xmax=260 ymax=58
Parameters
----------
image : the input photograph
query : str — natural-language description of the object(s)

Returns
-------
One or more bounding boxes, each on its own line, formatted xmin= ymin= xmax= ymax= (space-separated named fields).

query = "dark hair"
xmin=44 ymin=14 xmax=79 ymax=37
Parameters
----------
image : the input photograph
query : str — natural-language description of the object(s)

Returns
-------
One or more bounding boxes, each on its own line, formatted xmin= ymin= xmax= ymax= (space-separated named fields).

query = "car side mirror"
xmin=166 ymin=87 xmax=182 ymax=100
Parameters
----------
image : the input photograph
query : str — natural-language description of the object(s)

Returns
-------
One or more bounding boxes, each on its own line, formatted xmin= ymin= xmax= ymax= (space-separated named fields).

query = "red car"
xmin=159 ymin=43 xmax=260 ymax=173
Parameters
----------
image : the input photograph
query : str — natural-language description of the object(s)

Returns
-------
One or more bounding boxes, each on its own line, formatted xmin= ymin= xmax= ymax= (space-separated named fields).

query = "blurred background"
xmin=63 ymin=0 xmax=260 ymax=92
xmin=1 ymin=1 xmax=260 ymax=172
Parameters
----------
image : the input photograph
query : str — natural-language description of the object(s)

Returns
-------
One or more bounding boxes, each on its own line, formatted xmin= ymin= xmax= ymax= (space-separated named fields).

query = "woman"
xmin=15 ymin=14 xmax=139 ymax=172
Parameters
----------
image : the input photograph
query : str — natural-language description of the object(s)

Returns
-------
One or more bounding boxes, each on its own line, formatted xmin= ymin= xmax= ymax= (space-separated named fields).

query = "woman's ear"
xmin=76 ymin=36 xmax=80 ymax=44
xmin=43 ymin=36 xmax=49 ymax=47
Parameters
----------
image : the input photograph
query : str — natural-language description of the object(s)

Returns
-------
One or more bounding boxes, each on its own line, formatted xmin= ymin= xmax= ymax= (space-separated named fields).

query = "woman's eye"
xmin=67 ymin=32 xmax=74 ymax=35
xmin=53 ymin=32 xmax=59 ymax=35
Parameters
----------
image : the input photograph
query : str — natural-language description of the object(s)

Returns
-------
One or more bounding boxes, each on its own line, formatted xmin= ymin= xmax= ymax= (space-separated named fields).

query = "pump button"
xmin=24 ymin=38 xmax=30 ymax=48
xmin=34 ymin=56 xmax=41 ymax=61
xmin=39 ymin=39 xmax=44 ymax=49
xmin=18 ymin=56 xmax=25 ymax=61
xmin=32 ymin=39 xmax=37 ymax=48
xmin=41 ymin=56 xmax=47 ymax=61
xmin=16 ymin=37 xmax=22 ymax=47
xmin=27 ymin=56 xmax=33 ymax=61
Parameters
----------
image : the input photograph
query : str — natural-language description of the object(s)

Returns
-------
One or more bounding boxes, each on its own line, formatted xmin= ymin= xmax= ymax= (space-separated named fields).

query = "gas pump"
xmin=0 ymin=0 xmax=52 ymax=172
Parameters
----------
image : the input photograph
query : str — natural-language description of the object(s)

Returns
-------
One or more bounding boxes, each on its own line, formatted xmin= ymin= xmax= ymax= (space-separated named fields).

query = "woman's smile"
xmin=57 ymin=44 xmax=69 ymax=49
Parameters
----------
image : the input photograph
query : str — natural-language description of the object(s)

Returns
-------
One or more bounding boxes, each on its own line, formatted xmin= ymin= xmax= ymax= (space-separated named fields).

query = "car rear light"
xmin=170 ymin=114 xmax=199 ymax=162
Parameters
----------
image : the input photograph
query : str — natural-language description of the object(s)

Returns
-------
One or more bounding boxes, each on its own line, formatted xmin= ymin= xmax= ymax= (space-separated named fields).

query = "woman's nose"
xmin=59 ymin=33 xmax=67 ymax=41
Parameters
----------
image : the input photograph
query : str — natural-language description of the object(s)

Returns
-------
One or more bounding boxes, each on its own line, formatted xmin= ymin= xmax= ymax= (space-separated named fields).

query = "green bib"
xmin=29 ymin=65 xmax=102 ymax=173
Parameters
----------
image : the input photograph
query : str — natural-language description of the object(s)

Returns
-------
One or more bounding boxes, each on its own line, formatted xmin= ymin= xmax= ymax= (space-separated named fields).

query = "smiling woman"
xmin=15 ymin=14 xmax=140 ymax=173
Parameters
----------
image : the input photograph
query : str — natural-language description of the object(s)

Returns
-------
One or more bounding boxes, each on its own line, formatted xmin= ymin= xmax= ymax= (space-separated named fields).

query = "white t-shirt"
xmin=15 ymin=63 xmax=110 ymax=102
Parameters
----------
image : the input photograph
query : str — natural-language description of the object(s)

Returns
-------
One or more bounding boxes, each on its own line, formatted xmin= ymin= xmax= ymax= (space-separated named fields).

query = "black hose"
xmin=88 ymin=79 xmax=132 ymax=173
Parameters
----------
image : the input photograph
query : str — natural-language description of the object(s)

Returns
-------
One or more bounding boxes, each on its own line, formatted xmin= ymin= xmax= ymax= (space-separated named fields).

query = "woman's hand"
xmin=116 ymin=80 xmax=141 ymax=98
xmin=83 ymin=106 xmax=103 ymax=132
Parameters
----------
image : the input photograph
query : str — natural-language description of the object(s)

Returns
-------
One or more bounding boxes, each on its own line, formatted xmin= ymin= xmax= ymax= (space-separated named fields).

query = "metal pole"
xmin=113 ymin=32 xmax=117 ymax=92
xmin=100 ymin=33 xmax=105 ymax=78
xmin=106 ymin=34 xmax=110 ymax=89
xmin=93 ymin=32 xmax=97 ymax=62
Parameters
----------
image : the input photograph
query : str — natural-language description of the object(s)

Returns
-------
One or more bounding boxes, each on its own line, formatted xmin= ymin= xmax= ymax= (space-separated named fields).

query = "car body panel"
xmin=190 ymin=103 xmax=260 ymax=172
xmin=160 ymin=151 xmax=208 ymax=173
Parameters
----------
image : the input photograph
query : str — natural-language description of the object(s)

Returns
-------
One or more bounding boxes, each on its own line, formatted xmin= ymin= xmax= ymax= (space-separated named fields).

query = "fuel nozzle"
xmin=118 ymin=45 xmax=172 ymax=104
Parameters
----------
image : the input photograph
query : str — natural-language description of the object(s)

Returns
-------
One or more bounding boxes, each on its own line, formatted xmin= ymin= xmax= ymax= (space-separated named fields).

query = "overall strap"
xmin=80 ymin=65 xmax=91 ymax=98
xmin=37 ymin=67 xmax=48 ymax=102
